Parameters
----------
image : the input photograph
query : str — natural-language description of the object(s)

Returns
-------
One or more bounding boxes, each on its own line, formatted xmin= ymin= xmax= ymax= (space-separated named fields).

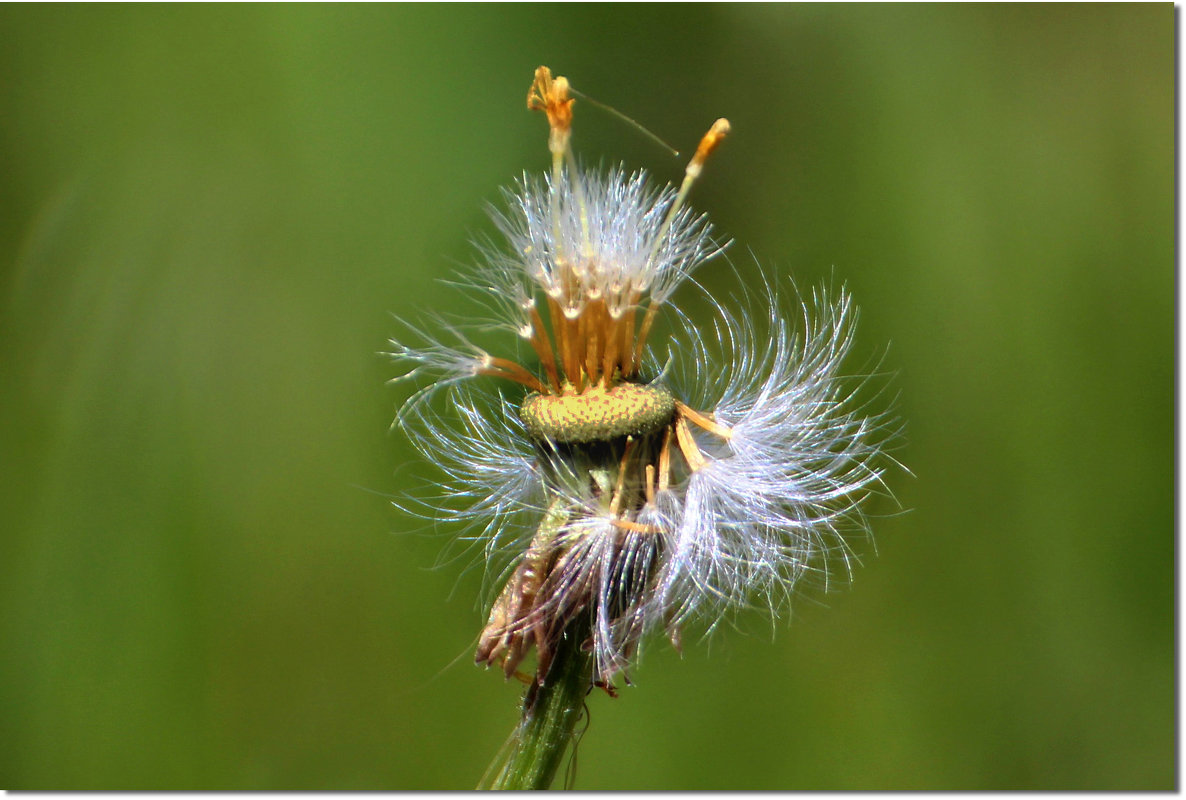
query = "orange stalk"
xmin=582 ymin=305 xmax=599 ymax=385
xmin=611 ymin=518 xmax=662 ymax=535
xmin=566 ymin=313 xmax=583 ymax=392
xmin=601 ymin=311 xmax=622 ymax=385
xmin=658 ymin=425 xmax=673 ymax=492
xmin=632 ymin=302 xmax=660 ymax=375
xmin=674 ymin=416 xmax=706 ymax=472
xmin=675 ymin=401 xmax=733 ymax=440
xmin=528 ymin=306 xmax=561 ymax=394
xmin=482 ymin=357 xmax=549 ymax=394
xmin=620 ymin=301 xmax=638 ymax=378
xmin=547 ymin=296 xmax=573 ymax=387
xmin=608 ymin=437 xmax=636 ymax=517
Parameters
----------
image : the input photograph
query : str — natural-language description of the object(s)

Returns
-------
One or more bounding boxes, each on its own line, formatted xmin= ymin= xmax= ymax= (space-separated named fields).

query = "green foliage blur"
xmin=0 ymin=4 xmax=1172 ymax=790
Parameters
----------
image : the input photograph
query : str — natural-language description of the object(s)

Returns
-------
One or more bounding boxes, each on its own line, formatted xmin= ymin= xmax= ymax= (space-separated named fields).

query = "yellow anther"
xmin=527 ymin=66 xmax=574 ymax=155
xmin=685 ymin=118 xmax=731 ymax=180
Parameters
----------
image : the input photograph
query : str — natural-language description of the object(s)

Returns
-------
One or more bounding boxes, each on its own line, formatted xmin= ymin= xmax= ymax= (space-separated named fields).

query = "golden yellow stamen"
xmin=608 ymin=437 xmax=636 ymax=517
xmin=529 ymin=66 xmax=594 ymax=257
xmin=658 ymin=425 xmax=673 ymax=492
xmin=601 ymin=312 xmax=621 ymax=387
xmin=611 ymin=518 xmax=662 ymax=535
xmin=566 ymin=314 xmax=584 ymax=392
xmin=674 ymin=415 xmax=707 ymax=472
xmin=621 ymin=292 xmax=640 ymax=377
xmin=632 ymin=303 xmax=661 ymax=373
xmin=582 ymin=302 xmax=599 ymax=384
xmin=675 ymin=400 xmax=733 ymax=440
xmin=547 ymin=295 xmax=575 ymax=388
xmin=480 ymin=356 xmax=549 ymax=394
xmin=527 ymin=66 xmax=574 ymax=158
xmin=635 ymin=119 xmax=732 ymax=369
xmin=527 ymin=305 xmax=562 ymax=394
xmin=685 ymin=118 xmax=731 ymax=182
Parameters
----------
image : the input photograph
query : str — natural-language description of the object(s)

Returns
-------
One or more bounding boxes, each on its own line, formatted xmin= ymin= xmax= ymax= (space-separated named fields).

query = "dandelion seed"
xmin=387 ymin=66 xmax=897 ymax=789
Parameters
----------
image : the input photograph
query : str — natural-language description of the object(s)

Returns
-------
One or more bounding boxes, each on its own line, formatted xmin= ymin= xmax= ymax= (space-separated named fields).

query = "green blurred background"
xmin=0 ymin=4 xmax=1172 ymax=790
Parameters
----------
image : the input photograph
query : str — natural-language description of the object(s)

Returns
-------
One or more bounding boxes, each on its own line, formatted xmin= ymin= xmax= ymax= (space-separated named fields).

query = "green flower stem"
xmin=481 ymin=623 xmax=594 ymax=790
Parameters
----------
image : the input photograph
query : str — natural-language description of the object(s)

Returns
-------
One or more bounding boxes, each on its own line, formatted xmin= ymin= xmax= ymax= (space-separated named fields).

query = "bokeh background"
xmin=0 ymin=4 xmax=1172 ymax=790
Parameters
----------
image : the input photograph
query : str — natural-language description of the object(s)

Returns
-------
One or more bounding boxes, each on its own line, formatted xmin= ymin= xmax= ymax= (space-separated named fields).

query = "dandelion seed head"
xmin=389 ymin=66 xmax=897 ymax=687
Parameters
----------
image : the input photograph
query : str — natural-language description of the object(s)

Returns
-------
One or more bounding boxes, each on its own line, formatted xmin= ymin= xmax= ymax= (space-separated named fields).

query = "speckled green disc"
xmin=520 ymin=382 xmax=676 ymax=443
